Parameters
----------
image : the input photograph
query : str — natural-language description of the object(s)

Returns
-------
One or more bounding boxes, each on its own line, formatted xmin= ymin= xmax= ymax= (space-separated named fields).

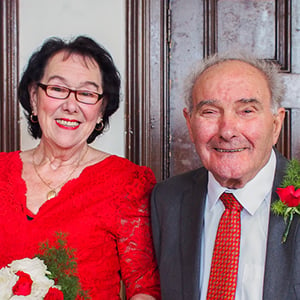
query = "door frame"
xmin=0 ymin=0 xmax=19 ymax=152
xmin=125 ymin=0 xmax=170 ymax=181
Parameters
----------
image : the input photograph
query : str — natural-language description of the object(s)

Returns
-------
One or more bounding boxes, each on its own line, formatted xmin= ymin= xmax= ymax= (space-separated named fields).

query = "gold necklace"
xmin=32 ymin=146 xmax=89 ymax=200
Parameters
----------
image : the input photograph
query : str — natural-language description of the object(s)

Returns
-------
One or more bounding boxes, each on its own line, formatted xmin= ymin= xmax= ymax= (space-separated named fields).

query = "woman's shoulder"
xmin=90 ymin=150 xmax=154 ymax=175
xmin=86 ymin=153 xmax=156 ymax=190
xmin=0 ymin=151 xmax=22 ymax=178
xmin=0 ymin=150 xmax=21 ymax=165
xmin=100 ymin=156 xmax=156 ymax=214
xmin=0 ymin=150 xmax=20 ymax=158
xmin=102 ymin=155 xmax=155 ymax=179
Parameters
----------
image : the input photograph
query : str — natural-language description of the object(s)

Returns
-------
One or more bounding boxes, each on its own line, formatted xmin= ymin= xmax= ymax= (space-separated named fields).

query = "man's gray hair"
xmin=184 ymin=52 xmax=285 ymax=114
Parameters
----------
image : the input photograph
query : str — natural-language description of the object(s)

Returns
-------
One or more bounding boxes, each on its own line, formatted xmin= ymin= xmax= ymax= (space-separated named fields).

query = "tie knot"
xmin=220 ymin=192 xmax=243 ymax=211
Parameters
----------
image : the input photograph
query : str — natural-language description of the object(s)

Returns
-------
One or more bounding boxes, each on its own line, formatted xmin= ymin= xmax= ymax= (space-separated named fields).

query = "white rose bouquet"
xmin=0 ymin=232 xmax=89 ymax=300
xmin=0 ymin=257 xmax=62 ymax=299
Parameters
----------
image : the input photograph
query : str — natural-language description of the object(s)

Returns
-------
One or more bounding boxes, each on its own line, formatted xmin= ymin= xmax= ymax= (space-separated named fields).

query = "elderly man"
xmin=151 ymin=53 xmax=300 ymax=299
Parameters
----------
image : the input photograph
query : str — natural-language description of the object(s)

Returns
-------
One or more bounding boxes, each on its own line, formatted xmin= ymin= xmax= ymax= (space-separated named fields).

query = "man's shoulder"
xmin=151 ymin=168 xmax=208 ymax=218
xmin=154 ymin=167 xmax=207 ymax=193
xmin=275 ymin=149 xmax=289 ymax=167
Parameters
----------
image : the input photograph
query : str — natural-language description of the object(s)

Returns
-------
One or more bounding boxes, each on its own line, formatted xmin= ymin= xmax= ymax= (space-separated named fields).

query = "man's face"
xmin=184 ymin=60 xmax=285 ymax=188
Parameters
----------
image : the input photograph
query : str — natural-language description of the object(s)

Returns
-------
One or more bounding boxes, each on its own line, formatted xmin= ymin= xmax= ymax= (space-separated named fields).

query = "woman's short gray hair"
xmin=184 ymin=51 xmax=285 ymax=114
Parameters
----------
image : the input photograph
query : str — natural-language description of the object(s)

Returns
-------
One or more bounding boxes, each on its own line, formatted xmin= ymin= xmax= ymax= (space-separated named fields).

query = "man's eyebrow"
xmin=194 ymin=99 xmax=217 ymax=110
xmin=238 ymin=98 xmax=260 ymax=104
xmin=193 ymin=98 xmax=262 ymax=111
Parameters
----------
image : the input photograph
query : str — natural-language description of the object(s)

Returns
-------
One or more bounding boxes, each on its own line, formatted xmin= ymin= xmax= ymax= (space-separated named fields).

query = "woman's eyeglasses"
xmin=37 ymin=83 xmax=104 ymax=105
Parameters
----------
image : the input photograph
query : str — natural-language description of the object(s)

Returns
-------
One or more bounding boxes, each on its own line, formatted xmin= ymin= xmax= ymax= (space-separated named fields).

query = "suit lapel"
xmin=180 ymin=170 xmax=207 ymax=300
xmin=263 ymin=152 xmax=294 ymax=299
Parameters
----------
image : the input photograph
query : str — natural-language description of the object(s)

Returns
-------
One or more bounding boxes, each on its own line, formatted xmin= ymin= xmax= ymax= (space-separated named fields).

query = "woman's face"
xmin=30 ymin=51 xmax=104 ymax=150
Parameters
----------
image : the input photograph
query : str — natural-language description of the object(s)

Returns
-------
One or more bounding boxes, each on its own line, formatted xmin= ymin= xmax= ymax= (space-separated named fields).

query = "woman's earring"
xmin=30 ymin=113 xmax=38 ymax=123
xmin=95 ymin=119 xmax=104 ymax=132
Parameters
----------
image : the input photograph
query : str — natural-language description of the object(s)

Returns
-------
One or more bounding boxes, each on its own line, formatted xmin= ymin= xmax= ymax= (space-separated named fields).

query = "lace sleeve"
xmin=116 ymin=166 xmax=161 ymax=299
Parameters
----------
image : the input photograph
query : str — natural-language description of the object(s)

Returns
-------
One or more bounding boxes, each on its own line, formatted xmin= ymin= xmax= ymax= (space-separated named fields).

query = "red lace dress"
xmin=0 ymin=151 xmax=161 ymax=299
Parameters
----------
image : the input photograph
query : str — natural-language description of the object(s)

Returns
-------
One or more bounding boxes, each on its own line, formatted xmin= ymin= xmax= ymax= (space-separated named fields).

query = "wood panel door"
xmin=126 ymin=0 xmax=300 ymax=181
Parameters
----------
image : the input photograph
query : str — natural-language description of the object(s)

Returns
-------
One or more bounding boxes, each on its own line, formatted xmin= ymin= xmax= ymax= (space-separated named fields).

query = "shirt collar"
xmin=207 ymin=149 xmax=276 ymax=215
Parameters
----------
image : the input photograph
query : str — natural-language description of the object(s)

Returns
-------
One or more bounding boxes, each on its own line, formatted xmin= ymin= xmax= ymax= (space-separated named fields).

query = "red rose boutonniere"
xmin=271 ymin=159 xmax=300 ymax=243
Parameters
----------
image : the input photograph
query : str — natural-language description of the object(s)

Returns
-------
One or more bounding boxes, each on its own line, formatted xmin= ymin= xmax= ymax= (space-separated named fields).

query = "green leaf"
xmin=271 ymin=200 xmax=288 ymax=216
xmin=281 ymin=159 xmax=300 ymax=189
xmin=36 ymin=232 xmax=90 ymax=300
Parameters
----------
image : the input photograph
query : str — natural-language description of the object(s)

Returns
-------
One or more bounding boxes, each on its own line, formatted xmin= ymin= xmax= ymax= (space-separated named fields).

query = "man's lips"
xmin=214 ymin=148 xmax=247 ymax=153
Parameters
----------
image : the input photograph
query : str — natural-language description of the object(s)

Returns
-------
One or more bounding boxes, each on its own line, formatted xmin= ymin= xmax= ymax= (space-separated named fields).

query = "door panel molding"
xmin=0 ymin=0 xmax=19 ymax=151
xmin=204 ymin=0 xmax=291 ymax=71
xmin=276 ymin=109 xmax=291 ymax=159
xmin=125 ymin=0 xmax=170 ymax=180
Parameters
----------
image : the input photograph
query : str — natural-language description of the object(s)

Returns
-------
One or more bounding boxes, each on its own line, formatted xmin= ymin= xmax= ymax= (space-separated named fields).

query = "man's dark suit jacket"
xmin=151 ymin=150 xmax=300 ymax=300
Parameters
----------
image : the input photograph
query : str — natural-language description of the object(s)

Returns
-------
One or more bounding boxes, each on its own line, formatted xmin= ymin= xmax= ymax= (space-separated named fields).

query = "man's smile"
xmin=215 ymin=148 xmax=247 ymax=153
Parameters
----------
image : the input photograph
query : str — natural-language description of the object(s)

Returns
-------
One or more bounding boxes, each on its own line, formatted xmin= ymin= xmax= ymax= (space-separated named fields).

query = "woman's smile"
xmin=55 ymin=118 xmax=80 ymax=129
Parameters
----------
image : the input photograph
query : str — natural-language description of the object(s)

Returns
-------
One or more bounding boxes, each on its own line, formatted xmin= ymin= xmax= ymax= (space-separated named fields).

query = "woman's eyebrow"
xmin=46 ymin=76 xmax=100 ymax=89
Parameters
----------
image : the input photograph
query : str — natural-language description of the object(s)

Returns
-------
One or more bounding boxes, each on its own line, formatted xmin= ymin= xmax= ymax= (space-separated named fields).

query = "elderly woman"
xmin=0 ymin=36 xmax=160 ymax=299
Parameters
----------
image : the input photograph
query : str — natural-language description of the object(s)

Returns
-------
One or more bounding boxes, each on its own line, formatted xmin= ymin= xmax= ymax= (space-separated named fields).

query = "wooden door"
xmin=126 ymin=0 xmax=300 ymax=181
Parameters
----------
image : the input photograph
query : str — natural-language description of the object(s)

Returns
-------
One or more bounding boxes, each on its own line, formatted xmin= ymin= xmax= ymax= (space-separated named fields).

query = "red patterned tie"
xmin=206 ymin=192 xmax=243 ymax=300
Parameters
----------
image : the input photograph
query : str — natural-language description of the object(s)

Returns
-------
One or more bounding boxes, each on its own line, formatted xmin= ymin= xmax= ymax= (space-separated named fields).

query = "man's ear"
xmin=183 ymin=107 xmax=195 ymax=143
xmin=272 ymin=107 xmax=286 ymax=145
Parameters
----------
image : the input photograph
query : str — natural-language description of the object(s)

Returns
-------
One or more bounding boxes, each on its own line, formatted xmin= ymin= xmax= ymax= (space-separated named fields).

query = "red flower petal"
xmin=277 ymin=186 xmax=300 ymax=207
xmin=12 ymin=270 xmax=33 ymax=296
xmin=44 ymin=287 xmax=64 ymax=300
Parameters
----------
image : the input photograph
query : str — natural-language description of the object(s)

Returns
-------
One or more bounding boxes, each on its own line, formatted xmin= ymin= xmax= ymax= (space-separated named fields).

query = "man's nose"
xmin=218 ymin=113 xmax=239 ymax=140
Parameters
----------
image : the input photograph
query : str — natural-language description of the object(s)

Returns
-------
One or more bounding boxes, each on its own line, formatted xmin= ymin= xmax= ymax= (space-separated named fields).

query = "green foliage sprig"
xmin=36 ymin=232 xmax=90 ymax=300
xmin=271 ymin=159 xmax=300 ymax=243
xmin=280 ymin=159 xmax=300 ymax=189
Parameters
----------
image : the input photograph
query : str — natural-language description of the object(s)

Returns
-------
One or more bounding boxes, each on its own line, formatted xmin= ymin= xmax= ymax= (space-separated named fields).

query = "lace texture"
xmin=0 ymin=151 xmax=161 ymax=299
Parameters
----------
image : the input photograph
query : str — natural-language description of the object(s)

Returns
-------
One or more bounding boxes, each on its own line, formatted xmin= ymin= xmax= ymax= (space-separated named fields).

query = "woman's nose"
xmin=62 ymin=92 xmax=79 ymax=112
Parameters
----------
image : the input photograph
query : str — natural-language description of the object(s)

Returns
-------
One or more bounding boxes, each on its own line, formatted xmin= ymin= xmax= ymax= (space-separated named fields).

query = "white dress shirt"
xmin=200 ymin=149 xmax=276 ymax=300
